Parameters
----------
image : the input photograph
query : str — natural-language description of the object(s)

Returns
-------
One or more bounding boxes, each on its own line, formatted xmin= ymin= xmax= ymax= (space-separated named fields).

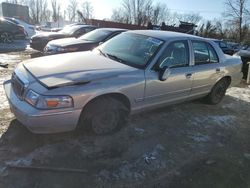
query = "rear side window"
xmin=192 ymin=41 xmax=219 ymax=65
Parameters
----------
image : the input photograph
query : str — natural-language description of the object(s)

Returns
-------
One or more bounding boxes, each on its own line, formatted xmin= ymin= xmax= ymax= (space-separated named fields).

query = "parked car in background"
xmin=209 ymin=39 xmax=235 ymax=55
xmin=235 ymin=46 xmax=250 ymax=79
xmin=44 ymin=28 xmax=127 ymax=55
xmin=4 ymin=17 xmax=35 ymax=38
xmin=0 ymin=17 xmax=26 ymax=43
xmin=50 ymin=27 xmax=62 ymax=32
xmin=4 ymin=31 xmax=242 ymax=135
xmin=30 ymin=25 xmax=97 ymax=51
xmin=227 ymin=42 xmax=242 ymax=53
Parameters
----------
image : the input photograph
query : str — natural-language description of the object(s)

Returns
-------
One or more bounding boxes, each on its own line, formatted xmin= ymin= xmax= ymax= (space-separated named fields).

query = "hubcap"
xmin=1 ymin=32 xmax=13 ymax=43
xmin=92 ymin=111 xmax=119 ymax=134
xmin=214 ymin=83 xmax=226 ymax=102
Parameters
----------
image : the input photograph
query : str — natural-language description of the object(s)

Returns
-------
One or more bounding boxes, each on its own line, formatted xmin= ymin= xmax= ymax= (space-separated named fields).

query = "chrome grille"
xmin=11 ymin=73 xmax=25 ymax=99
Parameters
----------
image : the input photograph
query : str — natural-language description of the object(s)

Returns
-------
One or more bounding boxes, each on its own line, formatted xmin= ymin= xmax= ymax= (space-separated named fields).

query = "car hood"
xmin=49 ymin=38 xmax=95 ymax=47
xmin=32 ymin=32 xmax=67 ymax=39
xmin=23 ymin=51 xmax=136 ymax=88
xmin=237 ymin=50 xmax=250 ymax=58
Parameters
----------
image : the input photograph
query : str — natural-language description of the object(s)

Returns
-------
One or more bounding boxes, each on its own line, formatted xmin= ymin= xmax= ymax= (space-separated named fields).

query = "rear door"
xmin=190 ymin=40 xmax=223 ymax=96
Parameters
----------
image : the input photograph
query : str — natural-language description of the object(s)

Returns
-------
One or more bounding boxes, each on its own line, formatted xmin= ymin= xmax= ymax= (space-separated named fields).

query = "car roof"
xmin=206 ymin=38 xmax=224 ymax=42
xmin=128 ymin=30 xmax=203 ymax=41
xmin=94 ymin=28 xmax=128 ymax=32
xmin=73 ymin=24 xmax=97 ymax=28
xmin=0 ymin=17 xmax=18 ymax=25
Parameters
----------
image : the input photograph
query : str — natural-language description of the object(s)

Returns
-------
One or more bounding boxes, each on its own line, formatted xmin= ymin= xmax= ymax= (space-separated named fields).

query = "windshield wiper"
xmin=98 ymin=49 xmax=107 ymax=57
xmin=106 ymin=53 xmax=126 ymax=63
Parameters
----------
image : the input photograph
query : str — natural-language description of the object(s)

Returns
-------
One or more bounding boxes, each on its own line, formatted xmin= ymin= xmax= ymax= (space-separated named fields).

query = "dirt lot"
xmin=0 ymin=48 xmax=250 ymax=188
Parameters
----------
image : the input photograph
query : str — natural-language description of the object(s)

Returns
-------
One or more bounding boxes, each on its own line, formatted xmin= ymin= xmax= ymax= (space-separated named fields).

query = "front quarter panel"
xmin=44 ymin=69 xmax=146 ymax=113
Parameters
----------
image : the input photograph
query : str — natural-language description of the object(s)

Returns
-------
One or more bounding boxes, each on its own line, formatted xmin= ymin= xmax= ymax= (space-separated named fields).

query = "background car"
xmin=0 ymin=17 xmax=26 ymax=43
xmin=4 ymin=17 xmax=35 ymax=38
xmin=44 ymin=28 xmax=127 ymax=55
xmin=30 ymin=24 xmax=97 ymax=51
xmin=210 ymin=39 xmax=235 ymax=55
xmin=235 ymin=46 xmax=250 ymax=79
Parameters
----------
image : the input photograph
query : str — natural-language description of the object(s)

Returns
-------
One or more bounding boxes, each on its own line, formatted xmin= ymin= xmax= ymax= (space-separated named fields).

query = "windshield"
xmin=96 ymin=32 xmax=164 ymax=69
xmin=79 ymin=29 xmax=113 ymax=42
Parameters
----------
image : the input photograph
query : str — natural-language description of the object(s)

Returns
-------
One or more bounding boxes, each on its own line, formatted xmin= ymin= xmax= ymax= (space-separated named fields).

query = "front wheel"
xmin=78 ymin=97 xmax=129 ymax=135
xmin=205 ymin=79 xmax=229 ymax=105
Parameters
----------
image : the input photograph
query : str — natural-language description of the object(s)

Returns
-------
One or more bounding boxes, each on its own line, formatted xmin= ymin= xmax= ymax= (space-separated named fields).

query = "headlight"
xmin=57 ymin=47 xmax=78 ymax=52
xmin=25 ymin=90 xmax=40 ymax=106
xmin=25 ymin=90 xmax=73 ymax=109
xmin=57 ymin=47 xmax=67 ymax=52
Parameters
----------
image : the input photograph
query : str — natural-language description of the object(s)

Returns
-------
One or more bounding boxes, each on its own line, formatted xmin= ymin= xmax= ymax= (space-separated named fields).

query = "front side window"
xmin=157 ymin=41 xmax=189 ymax=69
xmin=96 ymin=33 xmax=164 ymax=69
xmin=192 ymin=41 xmax=219 ymax=65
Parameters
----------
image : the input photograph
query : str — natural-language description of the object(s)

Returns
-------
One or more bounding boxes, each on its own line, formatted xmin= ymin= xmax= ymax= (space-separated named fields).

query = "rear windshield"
xmin=79 ymin=29 xmax=113 ymax=42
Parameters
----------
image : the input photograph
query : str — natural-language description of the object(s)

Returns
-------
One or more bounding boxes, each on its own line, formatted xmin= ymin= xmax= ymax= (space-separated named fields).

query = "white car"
xmin=5 ymin=17 xmax=36 ymax=38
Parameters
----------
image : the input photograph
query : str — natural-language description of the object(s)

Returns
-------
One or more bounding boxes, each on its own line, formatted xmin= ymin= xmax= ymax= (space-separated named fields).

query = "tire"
xmin=206 ymin=78 xmax=229 ymax=105
xmin=0 ymin=32 xmax=14 ymax=43
xmin=78 ymin=97 xmax=129 ymax=135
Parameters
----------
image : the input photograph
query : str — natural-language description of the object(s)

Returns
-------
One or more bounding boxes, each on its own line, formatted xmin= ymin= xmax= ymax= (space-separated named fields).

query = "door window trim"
xmin=191 ymin=40 xmax=220 ymax=66
xmin=153 ymin=40 xmax=191 ymax=71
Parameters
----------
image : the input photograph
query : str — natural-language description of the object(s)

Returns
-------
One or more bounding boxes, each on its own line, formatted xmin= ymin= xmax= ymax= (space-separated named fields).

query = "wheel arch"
xmin=80 ymin=92 xmax=131 ymax=116
xmin=76 ymin=92 xmax=131 ymax=131
xmin=215 ymin=76 xmax=231 ymax=87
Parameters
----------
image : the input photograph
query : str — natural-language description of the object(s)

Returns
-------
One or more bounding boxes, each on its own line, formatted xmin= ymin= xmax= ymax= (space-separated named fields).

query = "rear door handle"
xmin=186 ymin=73 xmax=192 ymax=79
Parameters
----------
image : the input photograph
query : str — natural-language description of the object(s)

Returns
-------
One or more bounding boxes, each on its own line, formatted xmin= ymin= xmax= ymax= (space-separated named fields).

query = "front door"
xmin=144 ymin=40 xmax=193 ymax=109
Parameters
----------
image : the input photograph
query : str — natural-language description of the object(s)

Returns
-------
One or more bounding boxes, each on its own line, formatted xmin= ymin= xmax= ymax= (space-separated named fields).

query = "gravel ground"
xmin=0 ymin=49 xmax=250 ymax=188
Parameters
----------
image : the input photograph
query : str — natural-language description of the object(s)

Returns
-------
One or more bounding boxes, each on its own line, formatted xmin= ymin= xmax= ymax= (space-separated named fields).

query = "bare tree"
xmin=224 ymin=0 xmax=250 ymax=42
xmin=112 ymin=0 xmax=162 ymax=26
xmin=29 ymin=0 xmax=48 ymax=24
xmin=111 ymin=8 xmax=128 ymax=23
xmin=81 ymin=1 xmax=94 ymax=20
xmin=152 ymin=3 xmax=168 ymax=25
xmin=67 ymin=0 xmax=78 ymax=22
xmin=176 ymin=13 xmax=202 ymax=24
xmin=51 ymin=0 xmax=60 ymax=22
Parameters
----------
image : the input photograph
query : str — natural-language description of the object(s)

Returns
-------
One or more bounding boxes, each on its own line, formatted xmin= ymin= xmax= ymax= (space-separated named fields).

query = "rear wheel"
xmin=0 ymin=32 xmax=13 ymax=43
xmin=205 ymin=78 xmax=229 ymax=105
xmin=78 ymin=97 xmax=129 ymax=135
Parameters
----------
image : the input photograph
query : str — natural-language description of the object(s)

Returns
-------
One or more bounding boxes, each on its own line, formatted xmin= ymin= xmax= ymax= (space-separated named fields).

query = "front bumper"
xmin=30 ymin=39 xmax=48 ymax=51
xmin=4 ymin=80 xmax=82 ymax=134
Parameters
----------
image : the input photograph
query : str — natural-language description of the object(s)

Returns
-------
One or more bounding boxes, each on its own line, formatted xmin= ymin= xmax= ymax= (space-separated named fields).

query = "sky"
xmin=91 ymin=0 xmax=226 ymax=21
xmin=0 ymin=0 xmax=226 ymax=21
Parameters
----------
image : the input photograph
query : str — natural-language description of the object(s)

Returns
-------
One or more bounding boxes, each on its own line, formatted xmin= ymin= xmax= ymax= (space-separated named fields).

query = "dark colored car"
xmin=235 ymin=46 xmax=250 ymax=79
xmin=43 ymin=28 xmax=127 ymax=55
xmin=0 ymin=18 xmax=26 ymax=43
xmin=30 ymin=25 xmax=97 ymax=51
xmin=211 ymin=39 xmax=235 ymax=55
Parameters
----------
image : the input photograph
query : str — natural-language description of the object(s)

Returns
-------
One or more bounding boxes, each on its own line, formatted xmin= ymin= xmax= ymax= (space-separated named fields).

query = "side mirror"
xmin=159 ymin=66 xmax=171 ymax=81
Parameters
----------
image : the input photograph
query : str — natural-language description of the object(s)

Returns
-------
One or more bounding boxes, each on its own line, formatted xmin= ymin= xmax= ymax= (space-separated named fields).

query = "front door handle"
xmin=186 ymin=73 xmax=192 ymax=79
xmin=216 ymin=68 xmax=220 ymax=72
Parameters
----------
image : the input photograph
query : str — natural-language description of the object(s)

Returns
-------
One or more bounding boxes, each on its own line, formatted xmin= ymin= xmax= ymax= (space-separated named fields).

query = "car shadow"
xmin=0 ymin=40 xmax=29 ymax=53
xmin=0 ymin=92 xmax=249 ymax=188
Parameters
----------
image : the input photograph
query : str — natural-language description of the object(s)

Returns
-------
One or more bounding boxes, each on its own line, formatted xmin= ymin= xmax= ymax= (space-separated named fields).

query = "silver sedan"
xmin=4 ymin=30 xmax=243 ymax=134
